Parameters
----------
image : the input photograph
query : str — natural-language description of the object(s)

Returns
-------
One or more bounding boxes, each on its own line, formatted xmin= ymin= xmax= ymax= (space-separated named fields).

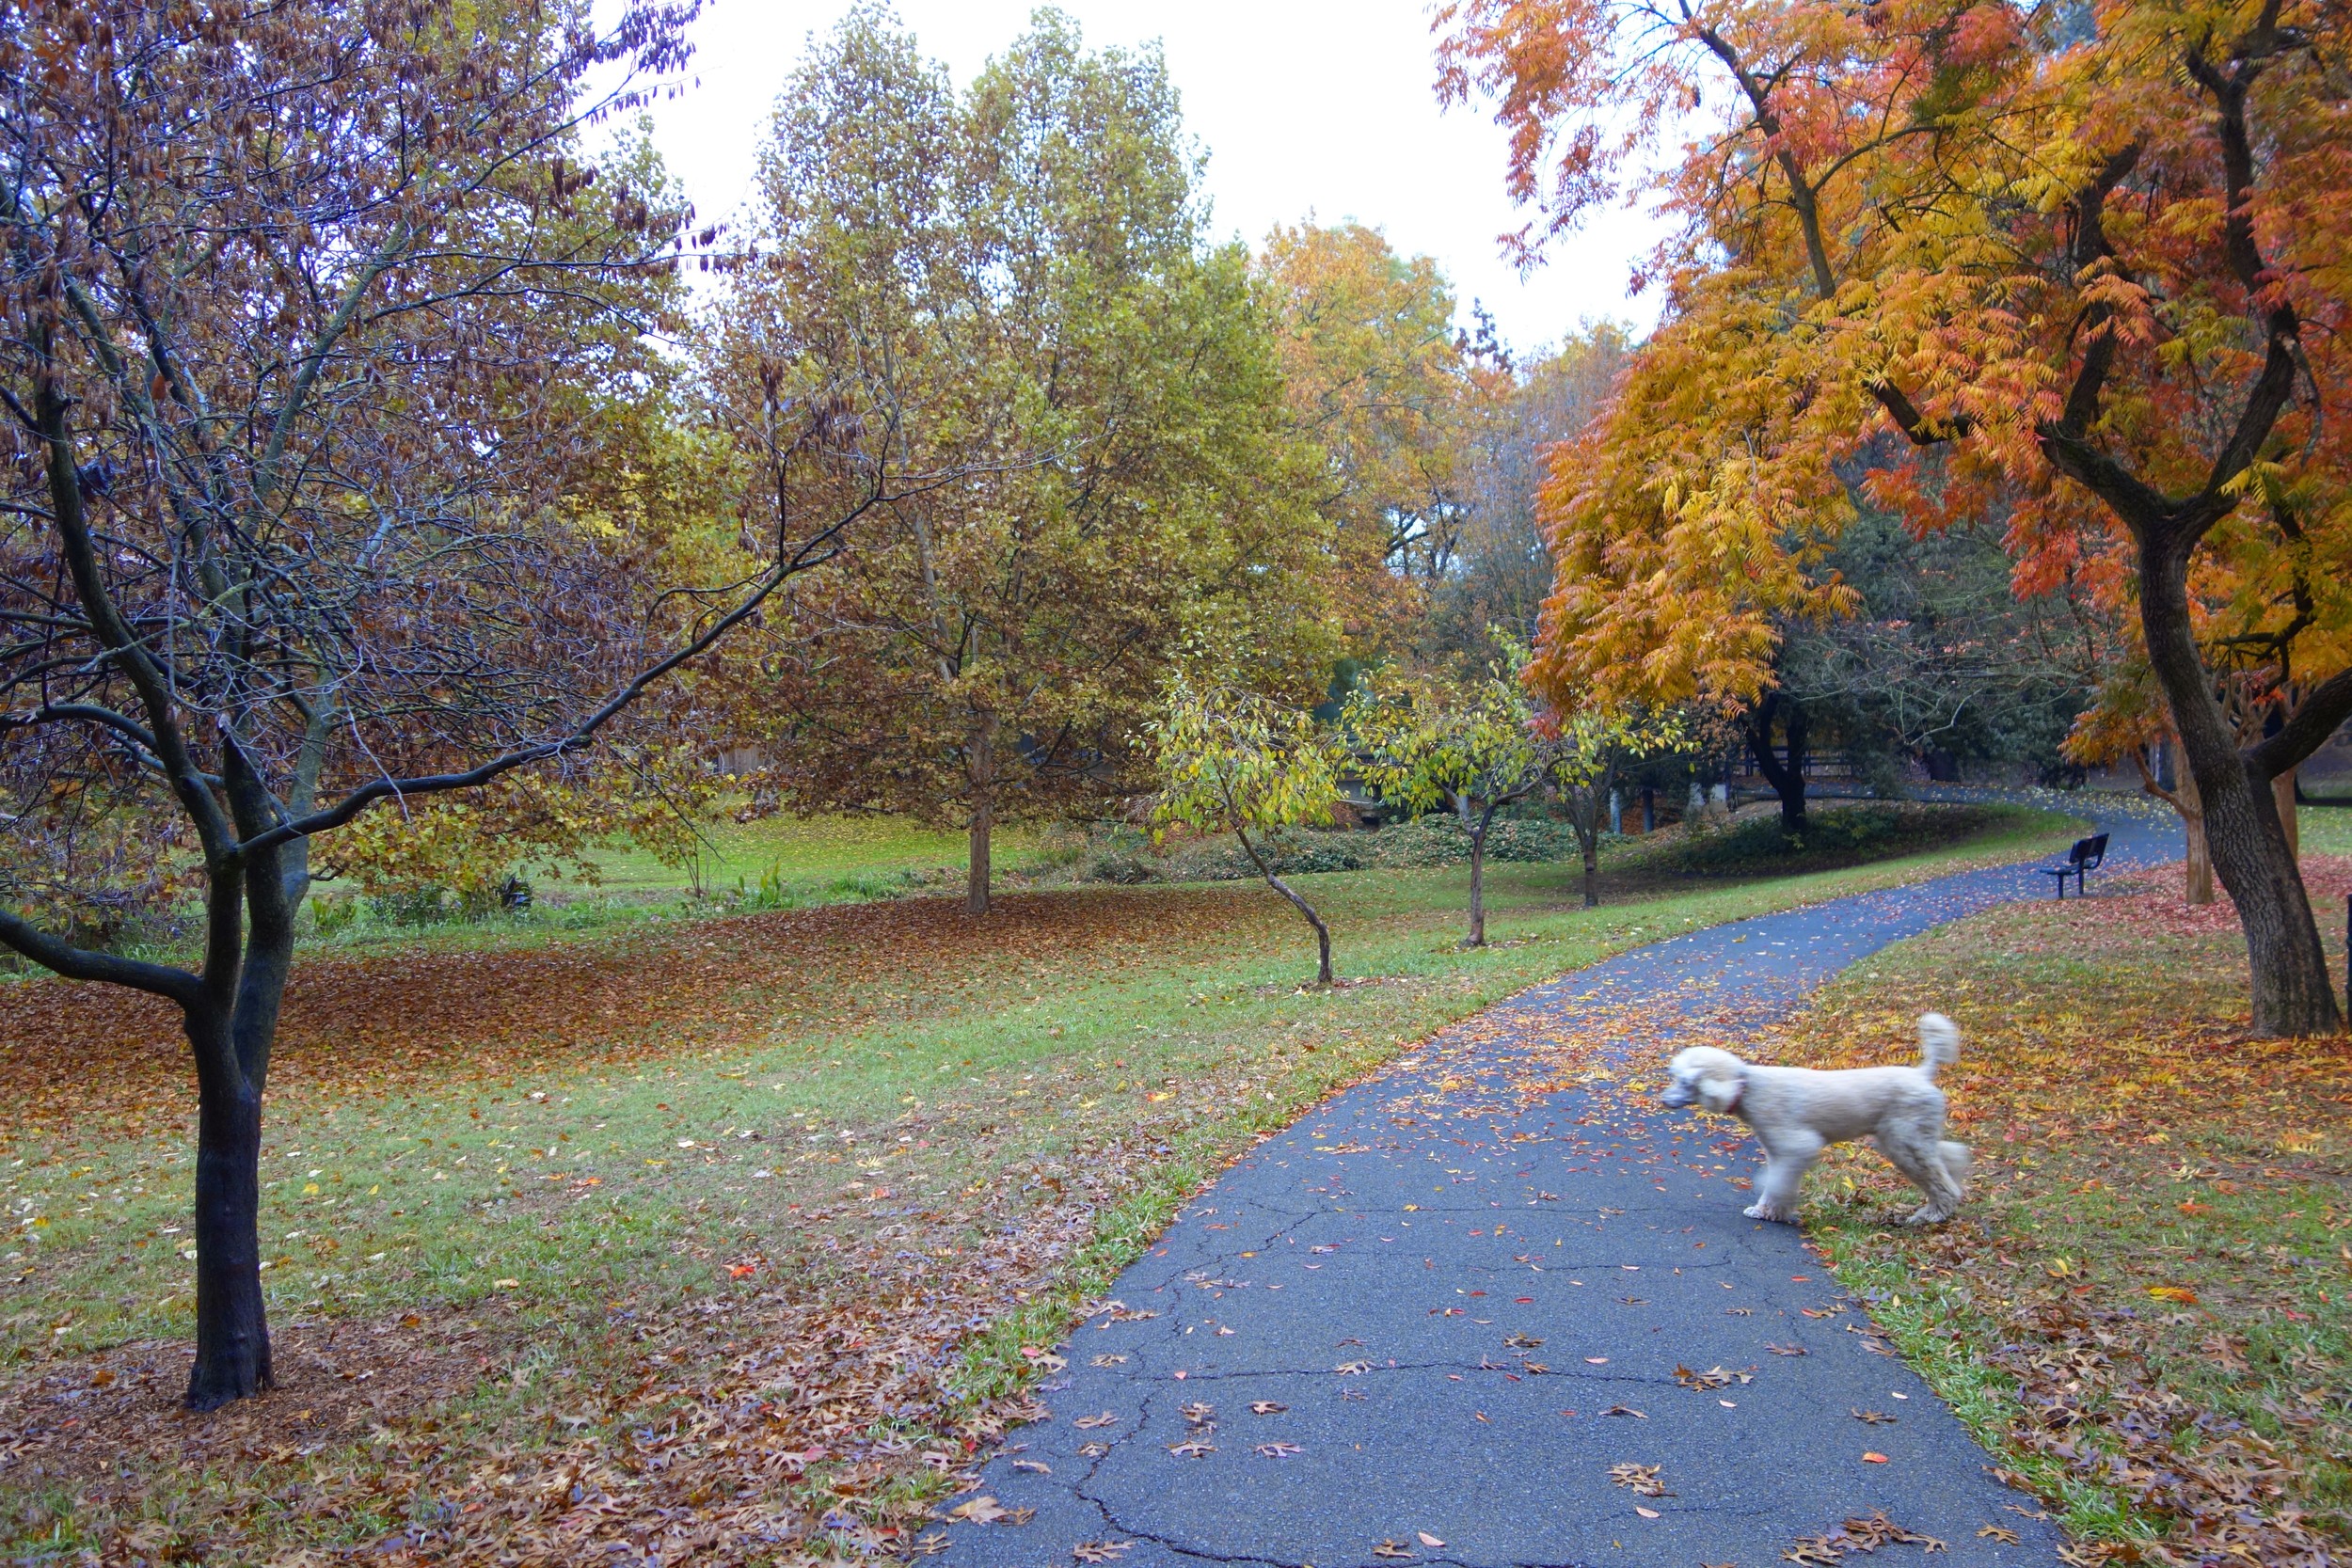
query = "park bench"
xmin=2041 ymin=832 xmax=2109 ymax=898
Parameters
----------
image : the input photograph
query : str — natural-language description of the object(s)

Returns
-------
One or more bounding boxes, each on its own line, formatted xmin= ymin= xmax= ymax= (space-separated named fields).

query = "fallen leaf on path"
xmin=1608 ymin=1463 xmax=1670 ymax=1497
xmin=1978 ymin=1525 xmax=2021 ymax=1544
xmin=1417 ymin=1531 xmax=1445 ymax=1547
xmin=1255 ymin=1442 xmax=1301 ymax=1458
xmin=1634 ymin=1504 xmax=1661 ymax=1519
xmin=1372 ymin=1542 xmax=1414 ymax=1560
xmin=1167 ymin=1439 xmax=1216 ymax=1458
xmin=1598 ymin=1405 xmax=1645 ymax=1418
xmin=1838 ymin=1512 xmax=1945 ymax=1552
xmin=1861 ymin=1451 xmax=1889 ymax=1464
xmin=1073 ymin=1412 xmax=1118 ymax=1429
xmin=1673 ymin=1364 xmax=1752 ymax=1391
xmin=1851 ymin=1409 xmax=1897 ymax=1425
xmin=1248 ymin=1401 xmax=1286 ymax=1414
xmin=946 ymin=1497 xmax=1009 ymax=1524
xmin=1010 ymin=1459 xmax=1051 ymax=1474
xmin=1071 ymin=1543 xmax=1131 ymax=1563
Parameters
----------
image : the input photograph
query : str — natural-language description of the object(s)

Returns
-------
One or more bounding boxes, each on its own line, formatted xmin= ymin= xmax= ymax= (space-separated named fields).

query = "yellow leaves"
xmin=2147 ymin=1286 xmax=2199 ymax=1305
xmin=1147 ymin=673 xmax=1342 ymax=841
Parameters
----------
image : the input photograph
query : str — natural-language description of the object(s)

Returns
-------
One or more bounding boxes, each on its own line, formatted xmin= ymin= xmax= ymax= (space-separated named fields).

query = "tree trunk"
xmin=966 ymin=803 xmax=992 ymax=916
xmin=2140 ymin=543 xmax=2340 ymax=1035
xmin=2178 ymin=763 xmax=2214 ymax=906
xmin=1747 ymin=693 xmax=1809 ymax=837
xmin=1581 ymin=838 xmax=1599 ymax=909
xmin=965 ymin=714 xmax=996 ymax=917
xmin=1465 ymin=809 xmax=1489 ymax=948
xmin=185 ymin=1022 xmax=272 ymax=1410
xmin=2275 ymin=769 xmax=2298 ymax=861
xmin=1237 ymin=829 xmax=1333 ymax=985
xmin=2185 ymin=813 xmax=2215 ymax=906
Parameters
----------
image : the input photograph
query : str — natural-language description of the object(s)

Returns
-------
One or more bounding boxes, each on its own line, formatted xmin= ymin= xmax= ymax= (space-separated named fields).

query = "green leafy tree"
xmin=1543 ymin=704 xmax=1686 ymax=909
xmin=1347 ymin=656 xmax=1544 ymax=948
xmin=714 ymin=8 xmax=1330 ymax=915
xmin=1149 ymin=675 xmax=1343 ymax=985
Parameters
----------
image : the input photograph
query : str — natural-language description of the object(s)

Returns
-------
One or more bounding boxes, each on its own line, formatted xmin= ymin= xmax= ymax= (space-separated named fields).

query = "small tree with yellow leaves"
xmin=1346 ymin=656 xmax=1545 ymax=949
xmin=1149 ymin=676 xmax=1344 ymax=986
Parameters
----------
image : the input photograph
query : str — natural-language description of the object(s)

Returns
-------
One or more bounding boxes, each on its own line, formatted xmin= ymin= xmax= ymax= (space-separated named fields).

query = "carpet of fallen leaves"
xmin=1759 ymin=856 xmax=2352 ymax=1565
xmin=0 ymin=888 xmax=1274 ymax=1147
xmin=0 ymin=1168 xmax=1105 ymax=1565
xmin=0 ymin=887 xmax=1340 ymax=1565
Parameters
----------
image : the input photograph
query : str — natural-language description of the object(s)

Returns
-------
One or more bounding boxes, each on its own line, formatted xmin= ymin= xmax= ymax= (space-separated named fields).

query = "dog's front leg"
xmin=1743 ymin=1131 xmax=1821 ymax=1224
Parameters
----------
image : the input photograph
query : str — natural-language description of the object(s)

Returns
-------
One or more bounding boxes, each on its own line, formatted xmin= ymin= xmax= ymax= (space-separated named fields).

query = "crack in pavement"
xmin=938 ymin=792 xmax=2173 ymax=1567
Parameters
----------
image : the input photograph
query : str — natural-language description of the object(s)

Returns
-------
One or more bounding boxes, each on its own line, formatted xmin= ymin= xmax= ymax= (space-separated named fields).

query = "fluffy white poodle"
xmin=1660 ymin=1014 xmax=1971 ymax=1226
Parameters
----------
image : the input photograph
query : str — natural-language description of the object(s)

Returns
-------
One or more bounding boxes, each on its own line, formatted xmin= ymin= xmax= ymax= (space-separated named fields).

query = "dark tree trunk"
xmin=2139 ymin=539 xmax=2341 ymax=1036
xmin=965 ymin=714 xmax=996 ymax=917
xmin=1747 ymin=692 xmax=1809 ymax=837
xmin=966 ymin=802 xmax=992 ymax=916
xmin=1580 ymin=839 xmax=1599 ymax=909
xmin=1465 ymin=814 xmax=1488 ymax=948
xmin=1236 ymin=828 xmax=1333 ymax=985
xmin=185 ymin=1041 xmax=271 ymax=1410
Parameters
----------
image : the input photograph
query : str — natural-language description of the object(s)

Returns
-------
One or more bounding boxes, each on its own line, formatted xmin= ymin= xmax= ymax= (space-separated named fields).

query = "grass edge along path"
xmin=0 ymin=805 xmax=2084 ymax=1564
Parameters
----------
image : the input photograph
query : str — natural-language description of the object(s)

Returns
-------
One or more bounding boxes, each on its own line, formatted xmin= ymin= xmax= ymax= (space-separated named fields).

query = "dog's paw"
xmin=1902 ymin=1206 xmax=1957 ymax=1227
xmin=1742 ymin=1201 xmax=1796 ymax=1224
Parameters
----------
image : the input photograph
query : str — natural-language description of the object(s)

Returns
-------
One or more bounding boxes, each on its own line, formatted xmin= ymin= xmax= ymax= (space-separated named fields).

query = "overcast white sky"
xmin=621 ymin=0 xmax=1666 ymax=350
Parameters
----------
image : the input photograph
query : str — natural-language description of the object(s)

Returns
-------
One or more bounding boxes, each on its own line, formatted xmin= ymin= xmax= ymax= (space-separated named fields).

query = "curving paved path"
xmin=939 ymin=795 xmax=2180 ymax=1568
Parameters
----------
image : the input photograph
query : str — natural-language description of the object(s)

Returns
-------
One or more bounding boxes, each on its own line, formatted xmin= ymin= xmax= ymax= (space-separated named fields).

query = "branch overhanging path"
xmin=938 ymin=793 xmax=2181 ymax=1567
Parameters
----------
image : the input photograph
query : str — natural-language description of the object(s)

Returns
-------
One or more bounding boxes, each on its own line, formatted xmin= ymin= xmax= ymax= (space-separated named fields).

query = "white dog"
xmin=1660 ymin=1014 xmax=1971 ymax=1226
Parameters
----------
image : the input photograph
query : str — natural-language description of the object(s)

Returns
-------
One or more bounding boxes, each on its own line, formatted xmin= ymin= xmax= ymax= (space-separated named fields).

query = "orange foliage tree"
xmin=1258 ymin=222 xmax=1506 ymax=656
xmin=1439 ymin=0 xmax=2352 ymax=1035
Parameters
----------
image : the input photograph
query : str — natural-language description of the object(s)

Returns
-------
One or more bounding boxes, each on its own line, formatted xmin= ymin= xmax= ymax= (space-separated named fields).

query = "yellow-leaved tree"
xmin=1148 ymin=674 xmax=1344 ymax=986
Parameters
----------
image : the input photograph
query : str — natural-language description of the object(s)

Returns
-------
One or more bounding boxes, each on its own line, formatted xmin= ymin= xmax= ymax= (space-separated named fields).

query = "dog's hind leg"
xmin=1883 ymin=1128 xmax=1965 ymax=1225
xmin=1939 ymin=1141 xmax=1973 ymax=1197
xmin=1743 ymin=1131 xmax=1820 ymax=1224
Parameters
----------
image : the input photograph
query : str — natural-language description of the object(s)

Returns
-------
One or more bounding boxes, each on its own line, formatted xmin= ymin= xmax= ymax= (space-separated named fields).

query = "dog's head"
xmin=1661 ymin=1046 xmax=1746 ymax=1114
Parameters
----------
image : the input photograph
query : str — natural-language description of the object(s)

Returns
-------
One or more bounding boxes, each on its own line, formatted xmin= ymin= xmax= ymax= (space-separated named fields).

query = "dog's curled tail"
xmin=1917 ymin=1013 xmax=1961 ymax=1080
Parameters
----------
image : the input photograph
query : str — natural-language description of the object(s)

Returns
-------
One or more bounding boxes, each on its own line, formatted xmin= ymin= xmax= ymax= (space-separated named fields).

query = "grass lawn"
xmin=0 ymin=802 xmax=2075 ymax=1563
xmin=2303 ymin=802 xmax=2352 ymax=858
xmin=532 ymin=813 xmax=1030 ymax=905
xmin=1756 ymin=853 xmax=2352 ymax=1564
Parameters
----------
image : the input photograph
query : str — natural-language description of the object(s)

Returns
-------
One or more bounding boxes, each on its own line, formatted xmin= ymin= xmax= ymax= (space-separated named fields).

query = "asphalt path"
xmin=938 ymin=795 xmax=2181 ymax=1568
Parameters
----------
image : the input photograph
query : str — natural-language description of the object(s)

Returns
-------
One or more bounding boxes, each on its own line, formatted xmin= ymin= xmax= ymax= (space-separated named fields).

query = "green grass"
xmin=539 ymin=812 xmax=1028 ymax=901
xmin=2302 ymin=802 xmax=2352 ymax=858
xmin=0 ymin=802 xmax=2082 ymax=1559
